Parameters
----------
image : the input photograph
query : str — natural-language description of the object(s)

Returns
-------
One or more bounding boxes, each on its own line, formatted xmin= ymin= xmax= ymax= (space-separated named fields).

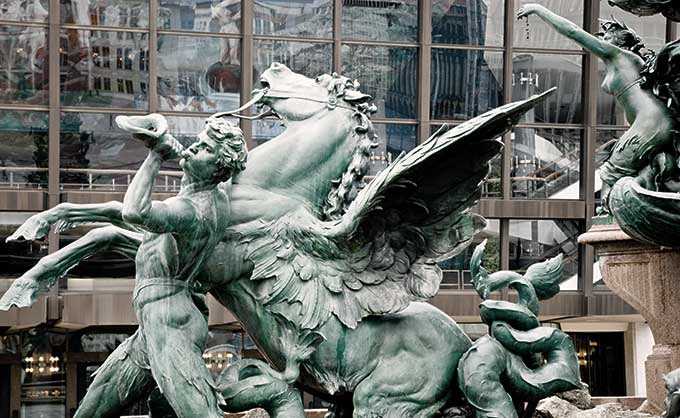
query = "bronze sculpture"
xmin=519 ymin=3 xmax=680 ymax=248
xmin=0 ymin=64 xmax=577 ymax=418
xmin=607 ymin=0 xmax=680 ymax=22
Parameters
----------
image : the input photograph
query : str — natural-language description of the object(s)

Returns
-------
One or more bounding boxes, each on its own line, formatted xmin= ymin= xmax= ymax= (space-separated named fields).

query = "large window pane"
xmin=342 ymin=0 xmax=418 ymax=42
xmin=253 ymin=40 xmax=333 ymax=87
xmin=0 ymin=26 xmax=48 ymax=105
xmin=61 ymin=0 xmax=148 ymax=27
xmin=60 ymin=30 xmax=148 ymax=109
xmin=59 ymin=113 xmax=238 ymax=191
xmin=432 ymin=0 xmax=504 ymax=46
xmin=158 ymin=0 xmax=240 ymax=33
xmin=439 ymin=219 xmax=500 ymax=289
xmin=0 ymin=0 xmax=48 ymax=22
xmin=511 ymin=127 xmax=581 ymax=200
xmin=255 ymin=0 xmax=332 ymax=38
xmin=509 ymin=219 xmax=580 ymax=282
xmin=514 ymin=0 xmax=584 ymax=50
xmin=342 ymin=45 xmax=417 ymax=119
xmin=431 ymin=49 xmax=503 ymax=121
xmin=512 ymin=53 xmax=583 ymax=125
xmin=158 ymin=35 xmax=240 ymax=113
xmin=0 ymin=111 xmax=48 ymax=189
xmin=60 ymin=113 xmax=166 ymax=191
xmin=366 ymin=123 xmax=417 ymax=176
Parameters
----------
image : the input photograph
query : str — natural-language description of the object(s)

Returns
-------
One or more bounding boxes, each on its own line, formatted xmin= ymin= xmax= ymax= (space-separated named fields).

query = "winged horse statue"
xmin=0 ymin=63 xmax=572 ymax=418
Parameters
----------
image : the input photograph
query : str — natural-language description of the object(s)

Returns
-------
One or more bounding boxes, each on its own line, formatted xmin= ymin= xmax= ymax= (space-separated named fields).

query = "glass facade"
xmin=0 ymin=0 xmax=674 ymax=287
xmin=0 ymin=0 xmax=676 ymax=409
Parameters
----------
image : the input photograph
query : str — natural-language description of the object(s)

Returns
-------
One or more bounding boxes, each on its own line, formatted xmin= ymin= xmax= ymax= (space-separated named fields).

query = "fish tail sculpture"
xmin=457 ymin=240 xmax=581 ymax=418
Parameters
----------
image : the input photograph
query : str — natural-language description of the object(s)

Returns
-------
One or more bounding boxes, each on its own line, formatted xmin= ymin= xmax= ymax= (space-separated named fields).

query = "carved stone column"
xmin=580 ymin=223 xmax=680 ymax=414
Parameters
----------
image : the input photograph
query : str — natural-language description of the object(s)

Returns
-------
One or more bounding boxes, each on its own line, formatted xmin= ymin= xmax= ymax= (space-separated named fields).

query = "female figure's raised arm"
xmin=518 ymin=4 xmax=619 ymax=60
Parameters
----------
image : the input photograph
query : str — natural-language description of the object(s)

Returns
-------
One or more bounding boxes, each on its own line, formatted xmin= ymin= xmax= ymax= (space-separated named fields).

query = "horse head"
xmin=233 ymin=63 xmax=379 ymax=217
xmin=257 ymin=62 xmax=374 ymax=122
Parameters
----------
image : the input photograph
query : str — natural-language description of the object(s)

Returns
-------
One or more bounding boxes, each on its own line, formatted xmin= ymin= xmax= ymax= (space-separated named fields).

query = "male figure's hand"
xmin=116 ymin=114 xmax=182 ymax=160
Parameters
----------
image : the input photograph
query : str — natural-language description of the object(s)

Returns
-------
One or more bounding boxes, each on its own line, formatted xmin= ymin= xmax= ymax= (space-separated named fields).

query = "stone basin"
xmin=580 ymin=223 xmax=680 ymax=414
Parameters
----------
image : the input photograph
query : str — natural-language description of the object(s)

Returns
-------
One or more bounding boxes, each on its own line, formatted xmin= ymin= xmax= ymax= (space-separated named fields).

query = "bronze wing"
xmin=242 ymin=89 xmax=555 ymax=330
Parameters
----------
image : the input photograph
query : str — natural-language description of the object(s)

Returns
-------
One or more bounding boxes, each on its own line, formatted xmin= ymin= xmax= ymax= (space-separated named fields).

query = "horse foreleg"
xmin=0 ymin=226 xmax=142 ymax=310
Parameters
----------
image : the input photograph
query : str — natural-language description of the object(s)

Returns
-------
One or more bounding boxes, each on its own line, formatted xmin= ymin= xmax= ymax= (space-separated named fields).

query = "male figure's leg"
xmin=140 ymin=289 xmax=224 ymax=418
xmin=74 ymin=330 xmax=155 ymax=418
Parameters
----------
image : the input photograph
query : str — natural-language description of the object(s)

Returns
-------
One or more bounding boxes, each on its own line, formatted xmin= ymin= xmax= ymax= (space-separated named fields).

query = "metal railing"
xmin=0 ymin=166 xmax=183 ymax=192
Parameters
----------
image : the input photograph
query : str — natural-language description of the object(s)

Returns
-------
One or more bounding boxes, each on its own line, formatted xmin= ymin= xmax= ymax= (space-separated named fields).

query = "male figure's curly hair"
xmin=598 ymin=18 xmax=647 ymax=57
xmin=204 ymin=117 xmax=248 ymax=182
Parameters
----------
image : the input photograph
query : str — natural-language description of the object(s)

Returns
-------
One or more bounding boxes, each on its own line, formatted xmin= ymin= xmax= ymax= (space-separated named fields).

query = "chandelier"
xmin=23 ymin=354 xmax=61 ymax=375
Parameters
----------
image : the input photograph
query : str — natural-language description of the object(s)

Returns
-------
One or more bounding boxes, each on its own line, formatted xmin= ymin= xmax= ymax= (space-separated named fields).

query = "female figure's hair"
xmin=597 ymin=18 xmax=647 ymax=57
xmin=204 ymin=117 xmax=248 ymax=182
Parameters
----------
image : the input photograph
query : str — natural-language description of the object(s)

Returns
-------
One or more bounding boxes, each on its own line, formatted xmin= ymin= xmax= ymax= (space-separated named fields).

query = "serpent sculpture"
xmin=0 ymin=64 xmax=580 ymax=418
xmin=459 ymin=241 xmax=580 ymax=418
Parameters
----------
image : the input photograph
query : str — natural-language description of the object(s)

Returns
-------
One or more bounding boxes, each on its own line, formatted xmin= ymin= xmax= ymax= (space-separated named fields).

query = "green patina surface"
xmin=0 ymin=63 xmax=579 ymax=418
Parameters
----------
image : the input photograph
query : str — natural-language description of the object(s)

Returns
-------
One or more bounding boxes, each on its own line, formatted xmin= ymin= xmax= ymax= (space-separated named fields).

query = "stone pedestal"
xmin=580 ymin=223 xmax=680 ymax=414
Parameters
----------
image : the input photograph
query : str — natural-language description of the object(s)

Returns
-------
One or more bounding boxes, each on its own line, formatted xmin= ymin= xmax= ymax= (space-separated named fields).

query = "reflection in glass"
xmin=439 ymin=219 xmax=500 ymax=289
xmin=514 ymin=0 xmax=583 ymax=50
xmin=59 ymin=113 xmax=239 ymax=191
xmin=512 ymin=53 xmax=583 ymax=125
xmin=60 ymin=30 xmax=148 ymax=109
xmin=511 ymin=127 xmax=581 ymax=200
xmin=366 ymin=123 xmax=417 ymax=177
xmin=432 ymin=0 xmax=504 ymax=46
xmin=158 ymin=0 xmax=240 ymax=33
xmin=0 ymin=26 xmax=48 ymax=105
xmin=255 ymin=0 xmax=332 ymax=38
xmin=509 ymin=219 xmax=580 ymax=282
xmin=158 ymin=35 xmax=240 ymax=113
xmin=342 ymin=0 xmax=418 ymax=42
xmin=431 ymin=49 xmax=503 ymax=120
xmin=342 ymin=45 xmax=417 ymax=119
xmin=0 ymin=111 xmax=48 ymax=189
xmin=0 ymin=0 xmax=48 ymax=22
xmin=253 ymin=40 xmax=333 ymax=88
xmin=60 ymin=113 xmax=163 ymax=191
xmin=61 ymin=0 xmax=148 ymax=27
xmin=0 ymin=213 xmax=47 ymax=278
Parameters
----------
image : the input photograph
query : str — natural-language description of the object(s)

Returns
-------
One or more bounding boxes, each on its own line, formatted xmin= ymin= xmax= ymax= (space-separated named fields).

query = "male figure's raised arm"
xmin=122 ymin=151 xmax=198 ymax=234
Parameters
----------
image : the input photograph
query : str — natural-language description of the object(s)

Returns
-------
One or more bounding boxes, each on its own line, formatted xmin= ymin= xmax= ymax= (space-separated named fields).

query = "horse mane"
xmin=318 ymin=74 xmax=379 ymax=221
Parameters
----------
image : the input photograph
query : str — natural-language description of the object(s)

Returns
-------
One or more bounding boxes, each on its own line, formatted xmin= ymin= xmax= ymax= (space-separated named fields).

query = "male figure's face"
xmin=179 ymin=132 xmax=223 ymax=182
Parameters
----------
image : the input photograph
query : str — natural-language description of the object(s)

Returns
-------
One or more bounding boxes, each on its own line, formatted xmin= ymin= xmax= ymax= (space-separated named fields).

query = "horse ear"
xmin=343 ymin=90 xmax=372 ymax=103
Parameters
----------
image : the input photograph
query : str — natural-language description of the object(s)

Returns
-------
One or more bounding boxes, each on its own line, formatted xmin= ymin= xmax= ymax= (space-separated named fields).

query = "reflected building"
xmin=0 ymin=1 xmax=676 ymax=415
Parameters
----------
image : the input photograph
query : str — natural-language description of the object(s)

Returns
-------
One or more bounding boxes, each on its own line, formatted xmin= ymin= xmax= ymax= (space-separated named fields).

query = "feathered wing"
xmin=243 ymin=89 xmax=555 ymax=330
